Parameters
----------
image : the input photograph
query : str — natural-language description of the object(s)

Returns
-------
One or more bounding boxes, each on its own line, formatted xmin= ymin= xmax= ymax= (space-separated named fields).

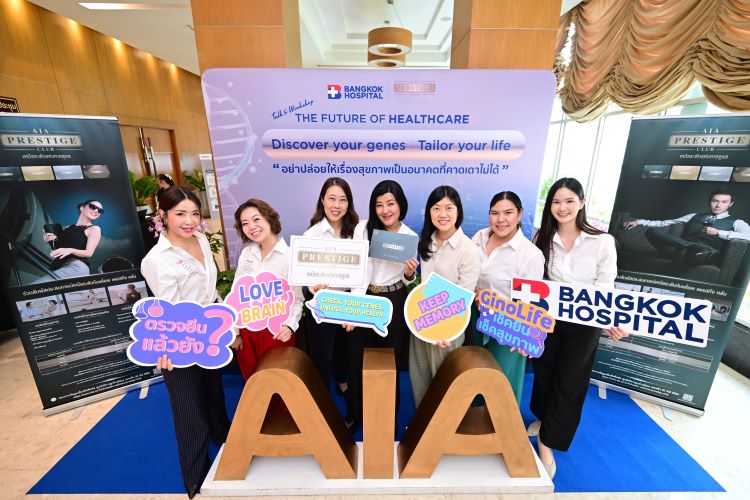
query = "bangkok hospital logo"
xmin=327 ymin=84 xmax=342 ymax=99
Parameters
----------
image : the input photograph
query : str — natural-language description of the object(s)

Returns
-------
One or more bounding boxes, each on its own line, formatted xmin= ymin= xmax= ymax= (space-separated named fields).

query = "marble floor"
xmin=2 ymin=330 xmax=748 ymax=500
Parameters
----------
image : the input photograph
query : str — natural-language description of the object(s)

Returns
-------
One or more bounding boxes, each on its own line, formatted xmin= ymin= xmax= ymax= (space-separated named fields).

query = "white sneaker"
xmin=527 ymin=419 xmax=541 ymax=437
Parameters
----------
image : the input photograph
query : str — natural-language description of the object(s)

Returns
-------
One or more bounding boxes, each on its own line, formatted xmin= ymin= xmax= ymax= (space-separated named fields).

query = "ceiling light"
xmin=367 ymin=0 xmax=412 ymax=62
xmin=79 ymin=3 xmax=188 ymax=10
xmin=368 ymin=52 xmax=405 ymax=68
xmin=368 ymin=26 xmax=412 ymax=56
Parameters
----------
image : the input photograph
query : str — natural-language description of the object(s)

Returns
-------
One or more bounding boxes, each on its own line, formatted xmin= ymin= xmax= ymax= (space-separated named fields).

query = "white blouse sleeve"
xmin=141 ymin=256 xmax=181 ymax=302
xmin=594 ymin=234 xmax=618 ymax=288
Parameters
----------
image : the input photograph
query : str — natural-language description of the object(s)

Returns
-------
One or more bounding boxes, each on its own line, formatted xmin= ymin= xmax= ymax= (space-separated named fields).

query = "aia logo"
xmin=327 ymin=84 xmax=342 ymax=99
xmin=511 ymin=278 xmax=550 ymax=311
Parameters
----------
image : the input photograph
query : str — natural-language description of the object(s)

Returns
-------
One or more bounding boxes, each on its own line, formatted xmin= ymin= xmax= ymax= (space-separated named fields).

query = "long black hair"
xmin=366 ymin=180 xmax=408 ymax=240
xmin=534 ymin=177 xmax=603 ymax=278
xmin=418 ymin=185 xmax=463 ymax=261
xmin=309 ymin=177 xmax=359 ymax=239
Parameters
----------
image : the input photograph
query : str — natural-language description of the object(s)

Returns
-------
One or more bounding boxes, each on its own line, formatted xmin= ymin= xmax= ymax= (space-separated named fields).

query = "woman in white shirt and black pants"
xmin=140 ymin=187 xmax=233 ymax=499
xmin=303 ymin=177 xmax=361 ymax=402
xmin=530 ymin=178 xmax=628 ymax=479
xmin=345 ymin=180 xmax=418 ymax=433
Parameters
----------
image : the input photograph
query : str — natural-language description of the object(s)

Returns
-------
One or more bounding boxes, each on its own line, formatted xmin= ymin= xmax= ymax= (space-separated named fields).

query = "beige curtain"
xmin=558 ymin=0 xmax=750 ymax=122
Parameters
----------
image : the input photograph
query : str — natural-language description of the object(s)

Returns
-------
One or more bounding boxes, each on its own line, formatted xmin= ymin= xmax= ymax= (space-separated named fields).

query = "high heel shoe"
xmin=527 ymin=419 xmax=541 ymax=437
xmin=537 ymin=440 xmax=556 ymax=480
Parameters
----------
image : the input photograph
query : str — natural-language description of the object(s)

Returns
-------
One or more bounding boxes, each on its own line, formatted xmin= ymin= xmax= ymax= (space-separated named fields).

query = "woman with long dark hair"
xmin=529 ymin=177 xmax=628 ymax=479
xmin=345 ymin=180 xmax=418 ymax=433
xmin=140 ymin=186 xmax=233 ymax=498
xmin=303 ymin=177 xmax=360 ymax=409
xmin=410 ymin=185 xmax=481 ymax=406
xmin=233 ymin=198 xmax=303 ymax=380
xmin=38 ymin=199 xmax=104 ymax=282
xmin=471 ymin=191 xmax=544 ymax=406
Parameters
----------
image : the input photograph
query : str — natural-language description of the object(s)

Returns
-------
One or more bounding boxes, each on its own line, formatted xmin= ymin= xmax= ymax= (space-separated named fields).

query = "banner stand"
xmin=42 ymin=377 xmax=162 ymax=417
xmin=590 ymin=379 xmax=704 ymax=417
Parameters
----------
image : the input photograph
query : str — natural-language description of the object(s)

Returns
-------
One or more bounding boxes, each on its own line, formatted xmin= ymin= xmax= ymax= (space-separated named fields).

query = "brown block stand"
xmin=363 ymin=348 xmax=397 ymax=478
xmin=215 ymin=346 xmax=357 ymax=480
xmin=397 ymin=346 xmax=539 ymax=479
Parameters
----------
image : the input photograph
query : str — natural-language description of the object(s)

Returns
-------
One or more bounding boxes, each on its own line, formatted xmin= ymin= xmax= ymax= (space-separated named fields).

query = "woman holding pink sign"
xmin=471 ymin=191 xmax=545 ymax=406
xmin=233 ymin=198 xmax=303 ymax=379
xmin=530 ymin=177 xmax=628 ymax=479
xmin=140 ymin=187 xmax=232 ymax=499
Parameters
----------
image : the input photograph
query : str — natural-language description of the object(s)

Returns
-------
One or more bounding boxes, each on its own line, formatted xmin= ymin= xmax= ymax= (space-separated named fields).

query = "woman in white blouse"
xmin=140 ymin=187 xmax=232 ymax=499
xmin=471 ymin=191 xmax=545 ymax=406
xmin=303 ymin=177 xmax=360 ymax=405
xmin=410 ymin=185 xmax=481 ymax=407
xmin=530 ymin=177 xmax=628 ymax=479
xmin=346 ymin=180 xmax=418 ymax=433
xmin=232 ymin=199 xmax=303 ymax=380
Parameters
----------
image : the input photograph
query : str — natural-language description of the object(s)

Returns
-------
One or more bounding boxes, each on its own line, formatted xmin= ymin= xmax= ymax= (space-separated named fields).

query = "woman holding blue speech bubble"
xmin=233 ymin=198 xmax=303 ymax=380
xmin=343 ymin=180 xmax=418 ymax=434
xmin=303 ymin=177 xmax=361 ymax=418
xmin=410 ymin=185 xmax=481 ymax=406
xmin=141 ymin=186 xmax=234 ymax=499
xmin=530 ymin=177 xmax=628 ymax=479
xmin=471 ymin=191 xmax=545 ymax=406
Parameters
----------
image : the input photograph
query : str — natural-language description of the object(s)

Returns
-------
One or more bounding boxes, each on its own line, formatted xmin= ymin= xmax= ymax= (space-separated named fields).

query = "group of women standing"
xmin=141 ymin=176 xmax=629 ymax=496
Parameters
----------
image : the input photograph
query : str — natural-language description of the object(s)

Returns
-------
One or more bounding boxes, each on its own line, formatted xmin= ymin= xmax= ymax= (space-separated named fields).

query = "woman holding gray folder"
xmin=344 ymin=180 xmax=418 ymax=435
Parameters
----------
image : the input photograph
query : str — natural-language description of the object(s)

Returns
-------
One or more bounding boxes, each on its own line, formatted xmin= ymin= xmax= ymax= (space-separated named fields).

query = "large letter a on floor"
xmin=215 ymin=347 xmax=357 ymax=480
xmin=397 ymin=346 xmax=539 ymax=478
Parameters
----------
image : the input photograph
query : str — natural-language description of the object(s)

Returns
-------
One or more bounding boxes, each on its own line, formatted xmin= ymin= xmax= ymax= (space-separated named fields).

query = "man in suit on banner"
xmin=623 ymin=188 xmax=750 ymax=265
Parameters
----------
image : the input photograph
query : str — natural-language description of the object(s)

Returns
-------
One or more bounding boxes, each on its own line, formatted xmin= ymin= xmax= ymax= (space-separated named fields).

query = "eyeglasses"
xmin=87 ymin=203 xmax=104 ymax=214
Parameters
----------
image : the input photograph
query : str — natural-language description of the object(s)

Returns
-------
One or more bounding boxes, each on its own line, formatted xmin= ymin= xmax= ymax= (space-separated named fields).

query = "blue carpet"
xmin=29 ymin=369 xmax=722 ymax=494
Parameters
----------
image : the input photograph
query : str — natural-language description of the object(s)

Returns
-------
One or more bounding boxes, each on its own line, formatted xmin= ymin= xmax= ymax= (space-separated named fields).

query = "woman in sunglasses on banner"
xmin=344 ymin=180 xmax=418 ymax=434
xmin=530 ymin=177 xmax=628 ymax=479
xmin=471 ymin=191 xmax=545 ymax=407
xmin=303 ymin=177 xmax=361 ymax=416
xmin=410 ymin=185 xmax=481 ymax=407
xmin=141 ymin=186 xmax=235 ymax=499
xmin=38 ymin=199 xmax=104 ymax=282
xmin=232 ymin=198 xmax=303 ymax=380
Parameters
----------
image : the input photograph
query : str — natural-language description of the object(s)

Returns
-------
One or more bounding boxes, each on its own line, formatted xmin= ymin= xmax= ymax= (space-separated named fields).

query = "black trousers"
xmin=305 ymin=315 xmax=348 ymax=386
xmin=530 ymin=320 xmax=600 ymax=452
xmin=162 ymin=366 xmax=230 ymax=490
xmin=346 ymin=286 xmax=408 ymax=428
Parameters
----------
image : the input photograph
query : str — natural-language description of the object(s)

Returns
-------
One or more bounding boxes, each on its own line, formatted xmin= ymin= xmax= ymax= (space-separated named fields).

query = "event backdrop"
xmin=0 ymin=113 xmax=160 ymax=415
xmin=600 ymin=114 xmax=750 ymax=414
xmin=201 ymin=69 xmax=556 ymax=266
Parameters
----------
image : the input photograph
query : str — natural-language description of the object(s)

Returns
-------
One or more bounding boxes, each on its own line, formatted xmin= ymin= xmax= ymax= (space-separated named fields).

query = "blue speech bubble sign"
xmin=305 ymin=289 xmax=393 ymax=336
xmin=128 ymin=298 xmax=237 ymax=369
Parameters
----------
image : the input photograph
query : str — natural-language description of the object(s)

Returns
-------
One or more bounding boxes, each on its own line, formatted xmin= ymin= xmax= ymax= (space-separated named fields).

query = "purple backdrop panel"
xmin=201 ymin=69 xmax=555 ymax=267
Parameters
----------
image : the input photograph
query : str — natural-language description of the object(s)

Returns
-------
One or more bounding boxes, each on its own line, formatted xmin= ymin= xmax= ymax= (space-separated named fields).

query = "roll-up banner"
xmin=0 ymin=113 xmax=161 ymax=415
xmin=201 ymin=69 xmax=556 ymax=266
xmin=598 ymin=114 xmax=750 ymax=415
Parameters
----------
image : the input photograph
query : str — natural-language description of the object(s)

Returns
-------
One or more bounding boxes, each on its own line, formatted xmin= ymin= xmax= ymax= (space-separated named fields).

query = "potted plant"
xmin=183 ymin=170 xmax=210 ymax=217
xmin=129 ymin=172 xmax=158 ymax=213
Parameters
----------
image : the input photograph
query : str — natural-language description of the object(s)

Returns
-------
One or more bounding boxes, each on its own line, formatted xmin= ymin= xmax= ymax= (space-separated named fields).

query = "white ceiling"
xmin=28 ymin=0 xmax=581 ymax=75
